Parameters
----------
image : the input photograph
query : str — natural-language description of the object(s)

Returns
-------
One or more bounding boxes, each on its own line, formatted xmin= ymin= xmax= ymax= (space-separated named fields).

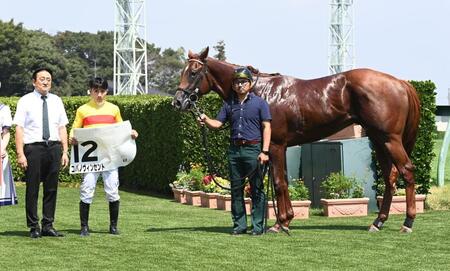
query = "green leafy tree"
xmin=148 ymin=46 xmax=185 ymax=95
xmin=0 ymin=19 xmax=28 ymax=96
xmin=213 ymin=40 xmax=226 ymax=61
xmin=54 ymin=30 xmax=113 ymax=89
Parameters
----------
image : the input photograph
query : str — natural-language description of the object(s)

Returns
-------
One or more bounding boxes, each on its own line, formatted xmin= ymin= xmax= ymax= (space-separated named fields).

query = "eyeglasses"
xmin=37 ymin=77 xmax=52 ymax=83
xmin=233 ymin=79 xmax=250 ymax=86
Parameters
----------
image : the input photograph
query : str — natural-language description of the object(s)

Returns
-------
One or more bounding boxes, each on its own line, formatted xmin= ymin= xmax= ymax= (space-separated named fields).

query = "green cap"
xmin=233 ymin=67 xmax=253 ymax=82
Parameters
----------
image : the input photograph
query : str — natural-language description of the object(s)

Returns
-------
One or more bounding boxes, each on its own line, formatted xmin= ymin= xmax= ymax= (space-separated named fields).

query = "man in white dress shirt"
xmin=14 ymin=68 xmax=69 ymax=238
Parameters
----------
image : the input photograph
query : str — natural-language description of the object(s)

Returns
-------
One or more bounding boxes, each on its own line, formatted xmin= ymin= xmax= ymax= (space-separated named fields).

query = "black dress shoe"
xmin=30 ymin=228 xmax=41 ymax=239
xmin=41 ymin=228 xmax=64 ymax=237
xmin=109 ymin=225 xmax=120 ymax=235
xmin=80 ymin=226 xmax=90 ymax=237
xmin=251 ymin=231 xmax=263 ymax=237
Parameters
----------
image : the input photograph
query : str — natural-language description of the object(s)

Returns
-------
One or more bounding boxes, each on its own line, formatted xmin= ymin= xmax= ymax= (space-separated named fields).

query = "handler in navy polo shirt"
xmin=199 ymin=66 xmax=271 ymax=236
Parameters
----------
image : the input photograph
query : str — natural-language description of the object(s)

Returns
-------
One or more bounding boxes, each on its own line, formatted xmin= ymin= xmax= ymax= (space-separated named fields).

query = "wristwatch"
xmin=261 ymin=150 xmax=269 ymax=155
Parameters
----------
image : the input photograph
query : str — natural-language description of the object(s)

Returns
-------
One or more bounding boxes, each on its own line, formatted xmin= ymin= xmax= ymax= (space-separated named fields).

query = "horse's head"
xmin=172 ymin=47 xmax=212 ymax=111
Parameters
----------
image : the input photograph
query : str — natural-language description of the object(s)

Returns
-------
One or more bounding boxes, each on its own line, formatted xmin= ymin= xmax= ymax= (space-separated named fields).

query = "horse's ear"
xmin=188 ymin=50 xmax=195 ymax=59
xmin=246 ymin=65 xmax=259 ymax=74
xmin=199 ymin=47 xmax=209 ymax=60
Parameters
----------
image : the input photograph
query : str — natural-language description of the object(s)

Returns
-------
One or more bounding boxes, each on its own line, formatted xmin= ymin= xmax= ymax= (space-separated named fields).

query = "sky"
xmin=1 ymin=0 xmax=449 ymax=104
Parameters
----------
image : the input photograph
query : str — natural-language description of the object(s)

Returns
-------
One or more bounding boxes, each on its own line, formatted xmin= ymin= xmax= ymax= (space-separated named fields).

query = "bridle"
xmin=177 ymin=59 xmax=213 ymax=111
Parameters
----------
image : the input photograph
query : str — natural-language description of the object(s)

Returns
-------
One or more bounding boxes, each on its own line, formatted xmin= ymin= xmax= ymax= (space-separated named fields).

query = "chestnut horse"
xmin=173 ymin=47 xmax=420 ymax=233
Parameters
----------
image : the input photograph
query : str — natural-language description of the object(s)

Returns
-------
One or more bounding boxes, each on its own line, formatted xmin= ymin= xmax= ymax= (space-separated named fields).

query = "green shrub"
xmin=288 ymin=179 xmax=309 ymax=200
xmin=321 ymin=172 xmax=364 ymax=199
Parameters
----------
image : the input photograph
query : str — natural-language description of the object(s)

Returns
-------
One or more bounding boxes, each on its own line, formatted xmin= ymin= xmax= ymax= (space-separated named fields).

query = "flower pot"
xmin=266 ymin=200 xmax=311 ymax=220
xmin=321 ymin=197 xmax=369 ymax=217
xmin=217 ymin=194 xmax=232 ymax=211
xmin=185 ymin=190 xmax=203 ymax=206
xmin=200 ymin=192 xmax=220 ymax=208
xmin=376 ymin=194 xmax=426 ymax=214
xmin=171 ymin=187 xmax=186 ymax=204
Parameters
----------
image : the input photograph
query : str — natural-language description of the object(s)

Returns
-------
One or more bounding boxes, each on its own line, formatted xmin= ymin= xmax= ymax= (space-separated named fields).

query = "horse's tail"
xmin=402 ymin=80 xmax=421 ymax=155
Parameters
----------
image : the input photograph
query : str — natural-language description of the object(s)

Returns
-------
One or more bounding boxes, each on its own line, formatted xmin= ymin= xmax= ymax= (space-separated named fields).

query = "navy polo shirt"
xmin=216 ymin=92 xmax=272 ymax=141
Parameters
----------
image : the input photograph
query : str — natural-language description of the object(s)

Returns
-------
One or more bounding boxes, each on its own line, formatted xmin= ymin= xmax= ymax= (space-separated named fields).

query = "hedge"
xmin=0 ymin=80 xmax=436 ymax=195
xmin=0 ymin=94 xmax=229 ymax=194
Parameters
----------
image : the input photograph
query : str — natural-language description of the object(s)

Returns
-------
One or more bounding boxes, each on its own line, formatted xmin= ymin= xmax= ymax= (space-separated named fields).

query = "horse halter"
xmin=178 ymin=59 xmax=212 ymax=110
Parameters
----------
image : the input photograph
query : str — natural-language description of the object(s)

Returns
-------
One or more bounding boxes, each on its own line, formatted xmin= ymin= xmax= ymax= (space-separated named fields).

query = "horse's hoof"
xmin=368 ymin=224 xmax=380 ymax=232
xmin=399 ymin=225 xmax=412 ymax=233
xmin=266 ymin=226 xmax=280 ymax=234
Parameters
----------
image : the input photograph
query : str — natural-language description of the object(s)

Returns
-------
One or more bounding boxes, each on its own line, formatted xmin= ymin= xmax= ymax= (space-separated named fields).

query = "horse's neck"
xmin=207 ymin=58 xmax=235 ymax=100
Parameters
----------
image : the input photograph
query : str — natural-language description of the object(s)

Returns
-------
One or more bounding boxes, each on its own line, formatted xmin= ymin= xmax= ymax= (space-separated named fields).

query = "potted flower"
xmin=266 ymin=179 xmax=311 ymax=220
xmin=169 ymin=171 xmax=190 ymax=204
xmin=289 ymin=179 xmax=311 ymax=219
xmin=216 ymin=177 xmax=232 ymax=211
xmin=320 ymin=172 xmax=369 ymax=217
xmin=183 ymin=164 xmax=205 ymax=206
xmin=375 ymin=184 xmax=426 ymax=214
xmin=199 ymin=174 xmax=220 ymax=209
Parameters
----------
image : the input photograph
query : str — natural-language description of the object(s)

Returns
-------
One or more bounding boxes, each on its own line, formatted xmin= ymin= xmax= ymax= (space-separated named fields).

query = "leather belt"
xmin=26 ymin=141 xmax=61 ymax=147
xmin=232 ymin=139 xmax=260 ymax=146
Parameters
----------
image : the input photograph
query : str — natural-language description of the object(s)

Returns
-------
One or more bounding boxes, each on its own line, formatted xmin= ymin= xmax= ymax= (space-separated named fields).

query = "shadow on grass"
xmin=145 ymin=224 xmax=368 ymax=234
xmin=0 ymin=231 xmax=29 ymax=237
xmin=65 ymin=229 xmax=110 ymax=235
xmin=146 ymin=226 xmax=231 ymax=234
xmin=289 ymin=224 xmax=369 ymax=231
xmin=0 ymin=229 xmax=114 ymax=237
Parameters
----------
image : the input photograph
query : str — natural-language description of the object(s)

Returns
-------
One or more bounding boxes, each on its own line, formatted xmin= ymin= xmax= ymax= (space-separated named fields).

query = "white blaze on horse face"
xmin=182 ymin=65 xmax=189 ymax=75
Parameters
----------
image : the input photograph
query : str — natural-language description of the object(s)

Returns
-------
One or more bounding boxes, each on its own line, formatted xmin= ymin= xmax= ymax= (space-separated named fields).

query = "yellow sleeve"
xmin=115 ymin=106 xmax=123 ymax=123
xmin=70 ymin=108 xmax=84 ymax=137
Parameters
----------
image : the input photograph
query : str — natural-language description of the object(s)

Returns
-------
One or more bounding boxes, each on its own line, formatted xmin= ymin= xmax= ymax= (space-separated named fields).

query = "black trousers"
xmin=24 ymin=142 xmax=62 ymax=229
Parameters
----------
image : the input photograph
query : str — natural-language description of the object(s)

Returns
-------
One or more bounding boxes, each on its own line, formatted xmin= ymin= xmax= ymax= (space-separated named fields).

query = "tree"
xmin=213 ymin=40 xmax=226 ymax=61
xmin=54 ymin=31 xmax=114 ymax=84
xmin=0 ymin=20 xmax=28 ymax=96
xmin=148 ymin=46 xmax=185 ymax=95
xmin=0 ymin=19 xmax=187 ymax=97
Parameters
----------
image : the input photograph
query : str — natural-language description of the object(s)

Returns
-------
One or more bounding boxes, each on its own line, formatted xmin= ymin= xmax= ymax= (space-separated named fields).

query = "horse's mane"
xmin=246 ymin=65 xmax=281 ymax=77
xmin=209 ymin=57 xmax=281 ymax=77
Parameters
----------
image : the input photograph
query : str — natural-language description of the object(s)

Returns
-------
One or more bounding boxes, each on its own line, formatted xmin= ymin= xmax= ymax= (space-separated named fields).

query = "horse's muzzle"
xmin=172 ymin=90 xmax=192 ymax=111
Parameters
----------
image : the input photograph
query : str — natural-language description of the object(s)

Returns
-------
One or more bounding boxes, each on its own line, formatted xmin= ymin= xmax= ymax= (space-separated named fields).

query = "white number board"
xmin=70 ymin=121 xmax=136 ymax=174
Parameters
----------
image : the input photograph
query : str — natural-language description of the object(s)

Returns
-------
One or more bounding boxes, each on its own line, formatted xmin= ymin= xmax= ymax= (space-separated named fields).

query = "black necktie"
xmin=41 ymin=95 xmax=50 ymax=141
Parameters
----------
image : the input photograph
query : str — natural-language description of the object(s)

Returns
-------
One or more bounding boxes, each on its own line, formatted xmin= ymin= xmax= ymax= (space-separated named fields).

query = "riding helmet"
xmin=233 ymin=66 xmax=253 ymax=82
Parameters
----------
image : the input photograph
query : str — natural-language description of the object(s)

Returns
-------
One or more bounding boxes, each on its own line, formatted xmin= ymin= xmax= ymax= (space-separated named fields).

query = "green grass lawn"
xmin=1 ymin=185 xmax=450 ymax=271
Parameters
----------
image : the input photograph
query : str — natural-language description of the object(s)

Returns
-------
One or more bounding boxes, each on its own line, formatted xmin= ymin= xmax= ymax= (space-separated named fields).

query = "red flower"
xmin=203 ymin=175 xmax=213 ymax=185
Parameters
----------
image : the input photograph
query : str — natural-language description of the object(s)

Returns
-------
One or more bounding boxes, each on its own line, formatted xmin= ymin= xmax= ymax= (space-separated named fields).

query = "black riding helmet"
xmin=233 ymin=66 xmax=253 ymax=82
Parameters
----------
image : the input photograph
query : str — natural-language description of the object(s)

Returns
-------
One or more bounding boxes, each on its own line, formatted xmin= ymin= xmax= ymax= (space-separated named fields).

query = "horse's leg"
xmin=382 ymin=135 xmax=416 ymax=233
xmin=267 ymin=144 xmax=293 ymax=233
xmin=369 ymin=137 xmax=398 ymax=232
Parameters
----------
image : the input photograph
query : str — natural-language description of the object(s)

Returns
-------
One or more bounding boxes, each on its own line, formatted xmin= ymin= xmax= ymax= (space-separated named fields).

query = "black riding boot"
xmin=80 ymin=201 xmax=90 ymax=237
xmin=109 ymin=200 xmax=120 ymax=235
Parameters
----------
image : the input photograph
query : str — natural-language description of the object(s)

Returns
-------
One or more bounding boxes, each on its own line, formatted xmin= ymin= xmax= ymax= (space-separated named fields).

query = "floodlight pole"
xmin=113 ymin=0 xmax=148 ymax=95
xmin=329 ymin=0 xmax=355 ymax=74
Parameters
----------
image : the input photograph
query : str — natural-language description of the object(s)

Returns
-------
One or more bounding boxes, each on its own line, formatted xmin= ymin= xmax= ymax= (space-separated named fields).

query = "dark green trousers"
xmin=228 ymin=144 xmax=266 ymax=234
